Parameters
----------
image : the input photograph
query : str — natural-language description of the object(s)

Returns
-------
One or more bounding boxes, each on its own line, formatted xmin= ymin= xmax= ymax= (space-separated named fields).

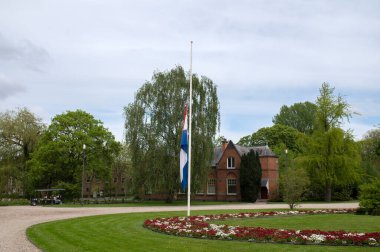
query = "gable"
xmin=212 ymin=140 xmax=277 ymax=167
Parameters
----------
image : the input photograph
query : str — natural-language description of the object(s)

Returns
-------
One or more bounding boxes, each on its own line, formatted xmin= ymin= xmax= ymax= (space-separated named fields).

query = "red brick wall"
xmin=214 ymin=144 xmax=241 ymax=201
xmin=260 ymin=156 xmax=279 ymax=199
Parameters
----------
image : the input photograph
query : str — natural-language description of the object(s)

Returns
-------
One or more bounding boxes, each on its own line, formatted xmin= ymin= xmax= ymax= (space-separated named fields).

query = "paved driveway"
xmin=0 ymin=202 xmax=358 ymax=252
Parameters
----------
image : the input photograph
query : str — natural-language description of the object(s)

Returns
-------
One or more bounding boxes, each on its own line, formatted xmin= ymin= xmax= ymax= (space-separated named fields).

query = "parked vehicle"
xmin=30 ymin=188 xmax=65 ymax=206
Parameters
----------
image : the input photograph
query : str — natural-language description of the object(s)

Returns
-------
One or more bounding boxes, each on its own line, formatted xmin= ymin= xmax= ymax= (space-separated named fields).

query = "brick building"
xmin=192 ymin=140 xmax=279 ymax=201
xmin=82 ymin=139 xmax=279 ymax=201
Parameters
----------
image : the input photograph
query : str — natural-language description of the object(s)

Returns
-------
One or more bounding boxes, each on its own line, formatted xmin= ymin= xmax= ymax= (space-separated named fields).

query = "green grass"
xmin=27 ymin=210 xmax=380 ymax=252
xmin=211 ymin=214 xmax=380 ymax=232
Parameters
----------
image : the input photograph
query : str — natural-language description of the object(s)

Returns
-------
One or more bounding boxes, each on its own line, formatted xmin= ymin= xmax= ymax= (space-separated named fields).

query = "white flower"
xmin=308 ymin=234 xmax=326 ymax=243
xmin=368 ymin=238 xmax=378 ymax=246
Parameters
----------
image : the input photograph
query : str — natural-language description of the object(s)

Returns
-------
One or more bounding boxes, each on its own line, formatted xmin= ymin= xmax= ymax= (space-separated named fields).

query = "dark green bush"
xmin=355 ymin=207 xmax=368 ymax=215
xmin=359 ymin=179 xmax=380 ymax=212
xmin=370 ymin=208 xmax=380 ymax=216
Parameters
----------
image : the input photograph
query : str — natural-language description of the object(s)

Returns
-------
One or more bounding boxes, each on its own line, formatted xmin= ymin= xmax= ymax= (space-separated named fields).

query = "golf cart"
xmin=31 ymin=188 xmax=65 ymax=206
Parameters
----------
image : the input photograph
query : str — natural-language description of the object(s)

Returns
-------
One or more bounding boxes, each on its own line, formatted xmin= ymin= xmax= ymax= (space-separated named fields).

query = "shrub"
xmin=280 ymin=167 xmax=310 ymax=209
xmin=359 ymin=179 xmax=380 ymax=212
xmin=0 ymin=198 xmax=29 ymax=206
xmin=371 ymin=208 xmax=380 ymax=216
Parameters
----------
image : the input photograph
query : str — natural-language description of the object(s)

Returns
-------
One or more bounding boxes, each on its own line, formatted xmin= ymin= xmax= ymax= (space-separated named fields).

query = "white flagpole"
xmin=187 ymin=41 xmax=193 ymax=216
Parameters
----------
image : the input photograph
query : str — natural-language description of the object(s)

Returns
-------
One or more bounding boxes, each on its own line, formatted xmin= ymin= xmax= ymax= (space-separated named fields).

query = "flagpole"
xmin=187 ymin=41 xmax=193 ymax=216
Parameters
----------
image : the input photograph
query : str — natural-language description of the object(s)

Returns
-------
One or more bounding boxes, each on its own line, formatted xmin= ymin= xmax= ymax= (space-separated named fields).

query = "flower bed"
xmin=144 ymin=209 xmax=380 ymax=246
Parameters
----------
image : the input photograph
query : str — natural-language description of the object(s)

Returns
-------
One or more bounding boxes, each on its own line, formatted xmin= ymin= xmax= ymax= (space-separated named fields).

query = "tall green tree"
xmin=315 ymin=82 xmax=352 ymax=132
xmin=240 ymin=150 xmax=262 ymax=202
xmin=124 ymin=66 xmax=220 ymax=202
xmin=28 ymin=110 xmax=120 ymax=198
xmin=272 ymin=101 xmax=317 ymax=134
xmin=296 ymin=83 xmax=361 ymax=201
xmin=0 ymin=107 xmax=45 ymax=194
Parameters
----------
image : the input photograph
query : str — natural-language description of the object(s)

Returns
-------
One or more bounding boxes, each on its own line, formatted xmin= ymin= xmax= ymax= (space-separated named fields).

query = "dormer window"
xmin=227 ymin=157 xmax=235 ymax=169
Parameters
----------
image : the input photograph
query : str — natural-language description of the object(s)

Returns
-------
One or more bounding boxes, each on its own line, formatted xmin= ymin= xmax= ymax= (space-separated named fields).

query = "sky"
xmin=0 ymin=0 xmax=379 ymax=143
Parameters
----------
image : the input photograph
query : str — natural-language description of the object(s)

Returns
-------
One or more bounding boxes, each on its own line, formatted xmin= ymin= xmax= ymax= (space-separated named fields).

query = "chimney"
xmin=222 ymin=138 xmax=228 ymax=151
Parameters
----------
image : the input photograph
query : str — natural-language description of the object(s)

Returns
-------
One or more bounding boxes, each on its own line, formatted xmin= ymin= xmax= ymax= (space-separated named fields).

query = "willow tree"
xmin=0 ymin=107 xmax=45 ymax=195
xmin=124 ymin=66 xmax=220 ymax=202
xmin=297 ymin=83 xmax=361 ymax=201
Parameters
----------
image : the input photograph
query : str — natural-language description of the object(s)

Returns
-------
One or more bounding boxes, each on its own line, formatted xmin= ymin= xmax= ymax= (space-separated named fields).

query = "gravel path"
xmin=0 ymin=202 xmax=358 ymax=252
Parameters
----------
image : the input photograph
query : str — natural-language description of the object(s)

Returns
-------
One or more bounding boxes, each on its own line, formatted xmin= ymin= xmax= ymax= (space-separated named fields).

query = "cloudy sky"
xmin=1 ymin=0 xmax=379 ymax=142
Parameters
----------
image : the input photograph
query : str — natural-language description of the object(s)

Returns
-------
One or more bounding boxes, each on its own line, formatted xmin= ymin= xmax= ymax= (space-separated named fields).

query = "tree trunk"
xmin=165 ymin=189 xmax=176 ymax=203
xmin=324 ymin=183 xmax=332 ymax=202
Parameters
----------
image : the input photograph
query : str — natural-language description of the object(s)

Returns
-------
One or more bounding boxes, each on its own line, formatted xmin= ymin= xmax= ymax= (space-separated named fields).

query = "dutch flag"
xmin=180 ymin=105 xmax=188 ymax=191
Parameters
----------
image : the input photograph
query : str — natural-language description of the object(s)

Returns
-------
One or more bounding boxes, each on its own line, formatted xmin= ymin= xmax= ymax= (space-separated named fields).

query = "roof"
xmin=212 ymin=140 xmax=277 ymax=166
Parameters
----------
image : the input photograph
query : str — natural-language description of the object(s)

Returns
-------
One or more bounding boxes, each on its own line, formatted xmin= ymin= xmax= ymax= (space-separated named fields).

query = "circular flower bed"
xmin=144 ymin=209 xmax=380 ymax=246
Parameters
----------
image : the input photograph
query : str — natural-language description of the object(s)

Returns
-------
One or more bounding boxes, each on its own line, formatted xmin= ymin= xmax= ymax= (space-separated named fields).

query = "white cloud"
xmin=0 ymin=33 xmax=50 ymax=71
xmin=0 ymin=74 xmax=25 ymax=99
xmin=0 ymin=0 xmax=379 ymax=141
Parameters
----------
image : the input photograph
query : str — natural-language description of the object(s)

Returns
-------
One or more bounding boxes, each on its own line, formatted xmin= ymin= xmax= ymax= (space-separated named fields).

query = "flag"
xmin=180 ymin=105 xmax=188 ymax=190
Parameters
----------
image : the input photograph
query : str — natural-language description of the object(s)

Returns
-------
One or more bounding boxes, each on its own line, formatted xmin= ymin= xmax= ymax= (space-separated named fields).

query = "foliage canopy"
xmin=0 ymin=107 xmax=45 ymax=195
xmin=124 ymin=66 xmax=220 ymax=201
xmin=272 ymin=101 xmax=317 ymax=135
xmin=28 ymin=110 xmax=120 ymax=199
xmin=296 ymin=83 xmax=361 ymax=201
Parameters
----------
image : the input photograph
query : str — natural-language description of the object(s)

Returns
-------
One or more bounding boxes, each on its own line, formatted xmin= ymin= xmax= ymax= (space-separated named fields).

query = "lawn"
xmin=211 ymin=214 xmax=380 ymax=233
xmin=27 ymin=210 xmax=380 ymax=252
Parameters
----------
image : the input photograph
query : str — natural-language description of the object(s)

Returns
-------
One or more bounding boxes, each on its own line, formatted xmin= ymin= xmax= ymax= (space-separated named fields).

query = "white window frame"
xmin=227 ymin=157 xmax=235 ymax=169
xmin=226 ymin=178 xmax=237 ymax=195
xmin=207 ymin=178 xmax=216 ymax=195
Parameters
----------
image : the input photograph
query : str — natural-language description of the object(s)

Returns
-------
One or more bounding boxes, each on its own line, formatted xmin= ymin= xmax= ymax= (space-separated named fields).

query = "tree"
xmin=240 ymin=150 xmax=262 ymax=202
xmin=272 ymin=101 xmax=317 ymax=134
xmin=280 ymin=167 xmax=310 ymax=209
xmin=296 ymin=83 xmax=361 ymax=201
xmin=124 ymin=66 xmax=220 ymax=202
xmin=111 ymin=143 xmax=133 ymax=197
xmin=238 ymin=124 xmax=302 ymax=154
xmin=315 ymin=82 xmax=352 ymax=132
xmin=28 ymin=110 xmax=120 ymax=199
xmin=0 ymin=107 xmax=45 ymax=194
xmin=359 ymin=128 xmax=380 ymax=180
xmin=359 ymin=179 xmax=380 ymax=213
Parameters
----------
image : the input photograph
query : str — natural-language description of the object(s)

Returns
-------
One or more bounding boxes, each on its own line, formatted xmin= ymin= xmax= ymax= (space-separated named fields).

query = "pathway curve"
xmin=0 ymin=202 xmax=358 ymax=252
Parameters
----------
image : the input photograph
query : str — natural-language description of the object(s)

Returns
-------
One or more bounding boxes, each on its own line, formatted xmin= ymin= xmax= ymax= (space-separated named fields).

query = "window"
xmin=113 ymin=177 xmax=118 ymax=183
xmin=207 ymin=179 xmax=216 ymax=195
xmin=227 ymin=157 xmax=235 ymax=169
xmin=121 ymin=177 xmax=125 ymax=183
xmin=227 ymin=179 xmax=237 ymax=195
xmin=86 ymin=176 xmax=91 ymax=183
